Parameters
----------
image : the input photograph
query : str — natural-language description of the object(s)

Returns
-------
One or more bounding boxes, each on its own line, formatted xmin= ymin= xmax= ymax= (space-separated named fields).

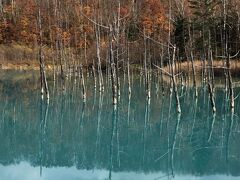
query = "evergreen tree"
xmin=189 ymin=0 xmax=220 ymax=55
xmin=173 ymin=15 xmax=189 ymax=60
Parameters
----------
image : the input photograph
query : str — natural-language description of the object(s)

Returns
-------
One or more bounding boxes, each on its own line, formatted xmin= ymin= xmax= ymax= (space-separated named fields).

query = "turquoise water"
xmin=0 ymin=71 xmax=240 ymax=180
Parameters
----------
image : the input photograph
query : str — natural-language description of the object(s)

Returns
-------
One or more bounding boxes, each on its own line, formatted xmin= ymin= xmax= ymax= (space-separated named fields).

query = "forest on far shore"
xmin=0 ymin=0 xmax=239 ymax=66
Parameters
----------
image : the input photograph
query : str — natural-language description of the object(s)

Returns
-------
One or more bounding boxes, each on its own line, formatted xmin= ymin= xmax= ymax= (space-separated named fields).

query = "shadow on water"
xmin=0 ymin=71 xmax=240 ymax=179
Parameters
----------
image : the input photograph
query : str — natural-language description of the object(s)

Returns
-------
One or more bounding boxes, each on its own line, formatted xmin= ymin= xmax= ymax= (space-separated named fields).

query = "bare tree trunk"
xmin=188 ymin=20 xmax=197 ymax=90
xmin=80 ymin=64 xmax=86 ymax=102
xmin=37 ymin=1 xmax=49 ymax=100
xmin=207 ymin=113 xmax=216 ymax=142
xmin=95 ymin=24 xmax=104 ymax=92
xmin=92 ymin=60 xmax=97 ymax=90
xmin=127 ymin=44 xmax=131 ymax=95
xmin=109 ymin=25 xmax=118 ymax=105
xmin=143 ymin=31 xmax=150 ymax=99
xmin=222 ymin=0 xmax=234 ymax=110
xmin=208 ymin=82 xmax=216 ymax=113
xmin=171 ymin=46 xmax=181 ymax=113
xmin=227 ymin=54 xmax=234 ymax=109
xmin=116 ymin=0 xmax=121 ymax=99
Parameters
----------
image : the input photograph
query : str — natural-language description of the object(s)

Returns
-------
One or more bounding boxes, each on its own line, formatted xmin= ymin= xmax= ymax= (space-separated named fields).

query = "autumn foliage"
xmin=0 ymin=0 xmax=239 ymax=64
xmin=141 ymin=0 xmax=169 ymax=35
xmin=0 ymin=0 xmax=169 ymax=46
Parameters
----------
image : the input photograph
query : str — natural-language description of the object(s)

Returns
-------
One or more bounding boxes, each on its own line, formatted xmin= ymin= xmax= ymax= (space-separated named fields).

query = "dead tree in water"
xmin=127 ymin=44 xmax=131 ymax=95
xmin=108 ymin=104 xmax=118 ymax=179
xmin=221 ymin=0 xmax=234 ymax=110
xmin=37 ymin=1 xmax=49 ymax=100
xmin=109 ymin=25 xmax=118 ymax=105
xmin=208 ymin=82 xmax=216 ymax=113
xmin=187 ymin=20 xmax=197 ymax=96
xmin=170 ymin=113 xmax=181 ymax=177
xmin=208 ymin=50 xmax=216 ymax=113
xmin=154 ymin=46 xmax=181 ymax=114
xmin=115 ymin=0 xmax=122 ymax=99
xmin=92 ymin=60 xmax=97 ymax=90
xmin=226 ymin=53 xmax=234 ymax=110
xmin=95 ymin=24 xmax=105 ymax=92
xmin=171 ymin=46 xmax=181 ymax=114
xmin=143 ymin=31 xmax=151 ymax=100
xmin=80 ymin=64 xmax=86 ymax=102
xmin=225 ymin=109 xmax=234 ymax=162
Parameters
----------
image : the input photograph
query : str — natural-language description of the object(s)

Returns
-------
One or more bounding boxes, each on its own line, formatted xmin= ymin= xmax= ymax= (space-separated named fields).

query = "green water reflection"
xmin=0 ymin=70 xmax=240 ymax=180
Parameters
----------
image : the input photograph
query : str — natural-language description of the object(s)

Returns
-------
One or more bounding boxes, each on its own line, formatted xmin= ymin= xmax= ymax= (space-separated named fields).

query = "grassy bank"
xmin=0 ymin=43 xmax=54 ymax=70
xmin=162 ymin=60 xmax=240 ymax=77
xmin=1 ymin=44 xmax=240 ymax=78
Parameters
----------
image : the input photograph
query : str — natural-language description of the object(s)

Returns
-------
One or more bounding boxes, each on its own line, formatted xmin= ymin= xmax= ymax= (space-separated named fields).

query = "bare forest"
xmin=0 ymin=0 xmax=240 ymax=111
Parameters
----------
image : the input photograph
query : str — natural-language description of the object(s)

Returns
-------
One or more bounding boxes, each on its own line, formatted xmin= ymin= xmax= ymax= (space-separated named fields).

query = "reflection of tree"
xmin=0 ymin=79 xmax=240 ymax=176
xmin=39 ymin=99 xmax=49 ymax=176
xmin=190 ymin=91 xmax=198 ymax=142
xmin=226 ymin=110 xmax=234 ymax=163
xmin=170 ymin=113 xmax=181 ymax=177
xmin=207 ymin=113 xmax=216 ymax=142
xmin=108 ymin=105 xmax=118 ymax=180
xmin=127 ymin=93 xmax=131 ymax=126
xmin=142 ymin=97 xmax=150 ymax=166
xmin=94 ymin=92 xmax=103 ymax=162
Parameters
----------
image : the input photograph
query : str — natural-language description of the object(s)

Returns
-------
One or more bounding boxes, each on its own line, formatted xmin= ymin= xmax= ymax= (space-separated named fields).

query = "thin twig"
xmin=153 ymin=64 xmax=182 ymax=77
xmin=80 ymin=11 xmax=109 ymax=29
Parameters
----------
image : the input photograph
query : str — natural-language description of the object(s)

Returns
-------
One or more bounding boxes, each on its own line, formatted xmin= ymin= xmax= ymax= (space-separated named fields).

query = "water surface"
xmin=0 ymin=70 xmax=240 ymax=180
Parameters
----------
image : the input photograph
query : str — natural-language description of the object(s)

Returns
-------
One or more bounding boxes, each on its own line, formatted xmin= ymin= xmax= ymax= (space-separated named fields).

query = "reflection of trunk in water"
xmin=94 ymin=92 xmax=103 ymax=162
xmin=226 ymin=110 xmax=234 ymax=163
xmin=80 ymin=65 xmax=86 ymax=102
xmin=190 ymin=92 xmax=198 ymax=142
xmin=208 ymin=83 xmax=216 ymax=113
xmin=116 ymin=107 xmax=121 ymax=167
xmin=170 ymin=113 xmax=181 ymax=177
xmin=142 ymin=98 xmax=150 ymax=166
xmin=159 ymin=95 xmax=165 ymax=137
xmin=220 ymin=90 xmax=228 ymax=156
xmin=39 ymin=100 xmax=49 ymax=176
xmin=203 ymin=84 xmax=207 ymax=110
xmin=108 ymin=105 xmax=118 ymax=180
xmin=0 ymin=100 xmax=8 ymax=129
xmin=59 ymin=91 xmax=65 ymax=139
xmin=78 ymin=102 xmax=85 ymax=129
xmin=166 ymin=87 xmax=173 ymax=175
xmin=13 ymin=105 xmax=16 ymax=142
xmin=207 ymin=113 xmax=216 ymax=142
xmin=74 ymin=92 xmax=86 ymax=168
xmin=127 ymin=93 xmax=131 ymax=126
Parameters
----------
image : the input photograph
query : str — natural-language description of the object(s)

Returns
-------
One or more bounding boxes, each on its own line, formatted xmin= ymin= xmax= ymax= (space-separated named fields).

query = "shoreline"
xmin=1 ymin=59 xmax=240 ymax=76
xmin=0 ymin=61 xmax=53 ymax=71
xmin=161 ymin=60 xmax=240 ymax=77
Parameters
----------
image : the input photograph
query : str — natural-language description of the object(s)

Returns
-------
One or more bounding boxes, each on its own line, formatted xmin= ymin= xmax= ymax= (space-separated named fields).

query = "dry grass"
xmin=0 ymin=43 xmax=55 ymax=70
xmin=163 ymin=60 xmax=240 ymax=77
xmin=160 ymin=60 xmax=240 ymax=87
xmin=0 ymin=43 xmax=37 ymax=62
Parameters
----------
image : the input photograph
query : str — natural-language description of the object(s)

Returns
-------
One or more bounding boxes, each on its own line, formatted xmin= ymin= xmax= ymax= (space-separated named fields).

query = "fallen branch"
xmin=153 ymin=64 xmax=182 ymax=77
